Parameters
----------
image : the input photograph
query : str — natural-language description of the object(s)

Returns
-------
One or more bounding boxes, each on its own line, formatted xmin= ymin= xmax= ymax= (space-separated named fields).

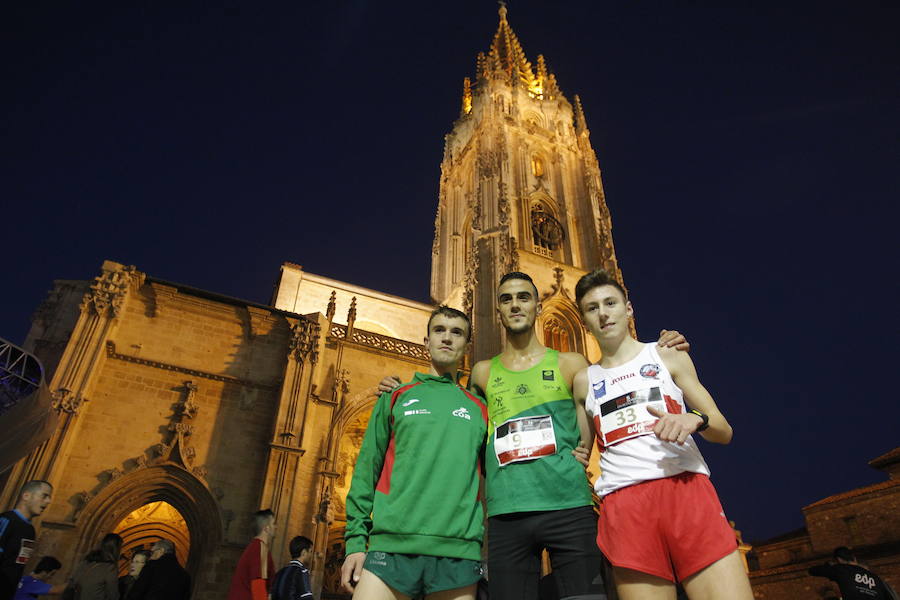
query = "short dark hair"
xmin=427 ymin=306 xmax=472 ymax=341
xmin=289 ymin=535 xmax=313 ymax=559
xmin=19 ymin=480 xmax=52 ymax=499
xmin=498 ymin=272 xmax=539 ymax=299
xmin=834 ymin=546 xmax=855 ymax=562
xmin=575 ymin=268 xmax=628 ymax=310
xmin=252 ymin=509 xmax=275 ymax=535
xmin=34 ymin=556 xmax=61 ymax=574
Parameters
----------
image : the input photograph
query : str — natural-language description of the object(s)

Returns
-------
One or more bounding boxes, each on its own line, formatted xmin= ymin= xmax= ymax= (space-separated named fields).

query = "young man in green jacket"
xmin=341 ymin=306 xmax=488 ymax=600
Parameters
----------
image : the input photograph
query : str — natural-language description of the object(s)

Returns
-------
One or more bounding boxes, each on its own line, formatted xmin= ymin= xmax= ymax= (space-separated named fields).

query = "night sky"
xmin=3 ymin=1 xmax=898 ymax=544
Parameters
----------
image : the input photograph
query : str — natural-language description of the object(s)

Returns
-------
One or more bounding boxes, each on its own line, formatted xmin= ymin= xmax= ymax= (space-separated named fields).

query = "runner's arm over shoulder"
xmin=658 ymin=346 xmax=733 ymax=444
xmin=344 ymin=390 xmax=394 ymax=553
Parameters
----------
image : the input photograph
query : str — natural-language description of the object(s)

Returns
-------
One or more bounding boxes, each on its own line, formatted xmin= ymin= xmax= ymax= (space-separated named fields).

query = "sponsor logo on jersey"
xmin=402 ymin=398 xmax=420 ymax=407
xmin=592 ymin=379 xmax=606 ymax=398
xmin=542 ymin=370 xmax=554 ymax=381
xmin=615 ymin=394 xmax=635 ymax=408
xmin=404 ymin=409 xmax=431 ymax=416
xmin=516 ymin=384 xmax=530 ymax=395
xmin=640 ymin=363 xmax=660 ymax=378
xmin=611 ymin=372 xmax=636 ymax=385
xmin=493 ymin=376 xmax=504 ymax=386
xmin=452 ymin=407 xmax=471 ymax=420
xmin=855 ymin=573 xmax=876 ymax=589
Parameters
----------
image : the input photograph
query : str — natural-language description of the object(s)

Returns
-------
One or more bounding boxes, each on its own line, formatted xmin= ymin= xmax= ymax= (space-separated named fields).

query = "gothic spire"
xmin=482 ymin=2 xmax=536 ymax=89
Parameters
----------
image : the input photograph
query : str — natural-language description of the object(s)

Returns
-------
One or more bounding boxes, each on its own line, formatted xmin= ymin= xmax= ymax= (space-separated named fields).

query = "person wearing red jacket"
xmin=228 ymin=510 xmax=276 ymax=600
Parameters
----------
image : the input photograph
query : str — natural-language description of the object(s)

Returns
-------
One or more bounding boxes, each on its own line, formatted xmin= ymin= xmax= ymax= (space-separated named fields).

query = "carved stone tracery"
xmin=333 ymin=369 xmax=351 ymax=405
xmin=290 ymin=318 xmax=321 ymax=364
xmin=51 ymin=388 xmax=86 ymax=414
xmin=432 ymin=205 xmax=442 ymax=254
xmin=462 ymin=235 xmax=481 ymax=318
xmin=79 ymin=265 xmax=143 ymax=318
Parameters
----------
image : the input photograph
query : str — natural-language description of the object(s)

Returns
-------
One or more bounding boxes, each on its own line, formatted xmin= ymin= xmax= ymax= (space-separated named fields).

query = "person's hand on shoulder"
xmin=658 ymin=329 xmax=689 ymax=352
xmin=378 ymin=376 xmax=402 ymax=394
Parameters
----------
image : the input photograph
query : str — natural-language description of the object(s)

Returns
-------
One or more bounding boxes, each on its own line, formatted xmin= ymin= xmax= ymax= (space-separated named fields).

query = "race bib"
xmin=494 ymin=415 xmax=557 ymax=466
xmin=16 ymin=538 xmax=35 ymax=565
xmin=598 ymin=387 xmax=665 ymax=447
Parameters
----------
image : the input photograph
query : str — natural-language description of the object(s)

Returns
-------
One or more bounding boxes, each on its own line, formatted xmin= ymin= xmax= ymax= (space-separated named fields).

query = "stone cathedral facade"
xmin=2 ymin=8 xmax=628 ymax=599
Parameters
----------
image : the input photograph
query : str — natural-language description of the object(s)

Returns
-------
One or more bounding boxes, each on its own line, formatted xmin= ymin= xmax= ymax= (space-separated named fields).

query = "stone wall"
xmin=6 ymin=261 xmax=433 ymax=600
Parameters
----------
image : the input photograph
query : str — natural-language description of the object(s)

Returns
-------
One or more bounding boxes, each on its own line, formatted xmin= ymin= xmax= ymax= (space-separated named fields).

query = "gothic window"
xmin=531 ymin=203 xmax=565 ymax=257
xmin=543 ymin=317 xmax=571 ymax=353
xmin=531 ymin=155 xmax=544 ymax=177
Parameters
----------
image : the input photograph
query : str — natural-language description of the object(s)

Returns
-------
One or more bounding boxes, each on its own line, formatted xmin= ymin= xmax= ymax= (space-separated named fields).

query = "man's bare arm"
xmin=651 ymin=345 xmax=733 ymax=444
xmin=468 ymin=360 xmax=491 ymax=397
xmin=559 ymin=353 xmax=593 ymax=460
xmin=571 ymin=368 xmax=595 ymax=466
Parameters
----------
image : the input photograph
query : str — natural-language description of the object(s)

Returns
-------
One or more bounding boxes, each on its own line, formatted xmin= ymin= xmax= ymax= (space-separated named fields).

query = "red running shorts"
xmin=597 ymin=471 xmax=737 ymax=582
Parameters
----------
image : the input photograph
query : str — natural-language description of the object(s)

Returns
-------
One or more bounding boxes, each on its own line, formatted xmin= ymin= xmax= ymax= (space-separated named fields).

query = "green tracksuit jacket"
xmin=344 ymin=372 xmax=488 ymax=560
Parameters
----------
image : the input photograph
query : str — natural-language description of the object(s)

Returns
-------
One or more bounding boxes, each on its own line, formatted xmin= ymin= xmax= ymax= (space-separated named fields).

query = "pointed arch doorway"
xmin=113 ymin=501 xmax=191 ymax=573
xmin=75 ymin=464 xmax=222 ymax=586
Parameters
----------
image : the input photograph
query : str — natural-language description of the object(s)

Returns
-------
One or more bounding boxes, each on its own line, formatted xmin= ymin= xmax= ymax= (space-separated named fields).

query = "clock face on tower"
xmin=531 ymin=208 xmax=565 ymax=251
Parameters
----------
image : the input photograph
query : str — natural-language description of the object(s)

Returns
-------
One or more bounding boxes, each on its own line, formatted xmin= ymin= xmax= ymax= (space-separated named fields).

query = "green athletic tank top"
xmin=484 ymin=349 xmax=594 ymax=516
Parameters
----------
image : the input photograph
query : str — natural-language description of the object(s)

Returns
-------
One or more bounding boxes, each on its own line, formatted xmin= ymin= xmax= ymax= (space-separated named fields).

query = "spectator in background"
xmin=0 ymin=480 xmax=53 ymax=600
xmin=117 ymin=550 xmax=150 ymax=599
xmin=271 ymin=535 xmax=314 ymax=600
xmin=128 ymin=539 xmax=190 ymax=600
xmin=71 ymin=533 xmax=122 ymax=600
xmin=13 ymin=556 xmax=67 ymax=599
xmin=809 ymin=547 xmax=898 ymax=600
xmin=227 ymin=510 xmax=276 ymax=600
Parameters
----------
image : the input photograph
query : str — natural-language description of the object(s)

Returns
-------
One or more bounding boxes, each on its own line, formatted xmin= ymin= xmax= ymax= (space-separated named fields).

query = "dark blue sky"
xmin=3 ymin=1 xmax=898 ymax=543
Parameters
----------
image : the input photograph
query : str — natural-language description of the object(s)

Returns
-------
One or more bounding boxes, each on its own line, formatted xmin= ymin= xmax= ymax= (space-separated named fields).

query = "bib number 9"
xmin=494 ymin=415 xmax=557 ymax=466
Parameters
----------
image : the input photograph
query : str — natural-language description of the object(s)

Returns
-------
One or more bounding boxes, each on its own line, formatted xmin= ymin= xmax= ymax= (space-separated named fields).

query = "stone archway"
xmin=113 ymin=501 xmax=191 ymax=573
xmin=74 ymin=463 xmax=222 ymax=586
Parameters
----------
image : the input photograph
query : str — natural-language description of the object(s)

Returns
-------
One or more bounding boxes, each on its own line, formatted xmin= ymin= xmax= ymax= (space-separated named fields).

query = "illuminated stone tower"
xmin=431 ymin=5 xmax=625 ymax=361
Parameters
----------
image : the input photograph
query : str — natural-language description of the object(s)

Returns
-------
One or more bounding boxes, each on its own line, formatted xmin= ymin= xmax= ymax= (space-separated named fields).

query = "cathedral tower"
xmin=431 ymin=5 xmax=625 ymax=361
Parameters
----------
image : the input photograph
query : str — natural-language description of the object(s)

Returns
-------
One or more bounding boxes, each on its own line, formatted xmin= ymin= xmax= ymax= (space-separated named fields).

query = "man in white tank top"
xmin=571 ymin=268 xmax=754 ymax=600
